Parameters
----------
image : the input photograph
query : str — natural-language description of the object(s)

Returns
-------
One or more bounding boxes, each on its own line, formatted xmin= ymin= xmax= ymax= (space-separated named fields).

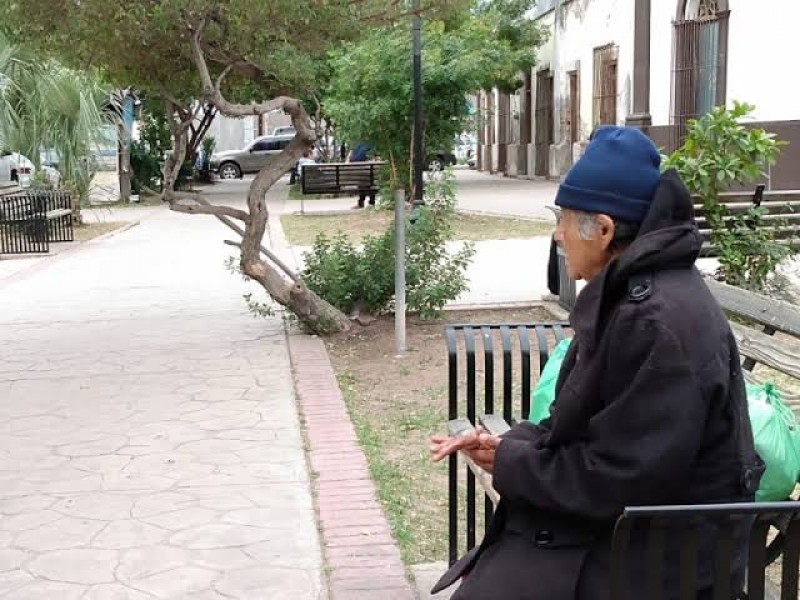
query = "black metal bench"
xmin=300 ymin=161 xmax=384 ymax=196
xmin=444 ymin=283 xmax=800 ymax=597
xmin=444 ymin=323 xmax=571 ymax=556
xmin=0 ymin=190 xmax=74 ymax=254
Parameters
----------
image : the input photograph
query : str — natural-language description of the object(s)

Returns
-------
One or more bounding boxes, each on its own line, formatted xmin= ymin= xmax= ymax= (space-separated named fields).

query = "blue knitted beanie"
xmin=555 ymin=126 xmax=661 ymax=223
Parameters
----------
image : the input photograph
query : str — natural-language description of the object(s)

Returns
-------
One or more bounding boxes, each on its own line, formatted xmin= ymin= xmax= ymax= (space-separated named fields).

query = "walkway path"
xmin=0 ymin=205 xmax=325 ymax=599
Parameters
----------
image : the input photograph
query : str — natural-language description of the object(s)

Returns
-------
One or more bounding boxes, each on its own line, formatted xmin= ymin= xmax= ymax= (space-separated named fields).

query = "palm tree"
xmin=0 ymin=34 xmax=117 ymax=223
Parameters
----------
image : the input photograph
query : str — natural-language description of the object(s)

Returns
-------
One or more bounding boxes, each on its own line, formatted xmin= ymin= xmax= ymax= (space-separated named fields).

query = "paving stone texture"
xmin=0 ymin=203 xmax=326 ymax=599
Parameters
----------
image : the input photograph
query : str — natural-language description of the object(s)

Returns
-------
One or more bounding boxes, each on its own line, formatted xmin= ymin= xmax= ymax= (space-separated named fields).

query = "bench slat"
xmin=479 ymin=414 xmax=512 ymax=436
xmin=708 ymin=280 xmax=800 ymax=338
xmin=730 ymin=321 xmax=800 ymax=381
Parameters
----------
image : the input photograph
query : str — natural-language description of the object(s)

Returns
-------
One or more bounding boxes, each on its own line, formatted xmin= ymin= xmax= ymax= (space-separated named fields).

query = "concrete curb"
xmin=286 ymin=332 xmax=415 ymax=600
xmin=456 ymin=208 xmax=554 ymax=222
xmin=268 ymin=185 xmax=415 ymax=599
xmin=291 ymin=209 xmax=360 ymax=217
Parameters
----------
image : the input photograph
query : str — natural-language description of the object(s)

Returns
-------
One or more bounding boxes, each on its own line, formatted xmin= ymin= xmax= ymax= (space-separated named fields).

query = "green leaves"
xmin=0 ymin=34 xmax=111 ymax=203
xmin=302 ymin=169 xmax=474 ymax=318
xmin=662 ymin=101 xmax=792 ymax=291
xmin=325 ymin=9 xmax=541 ymax=189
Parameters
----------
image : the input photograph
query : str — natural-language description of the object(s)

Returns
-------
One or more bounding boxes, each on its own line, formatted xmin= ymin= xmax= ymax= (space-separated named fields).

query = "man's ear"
xmin=595 ymin=214 xmax=615 ymax=250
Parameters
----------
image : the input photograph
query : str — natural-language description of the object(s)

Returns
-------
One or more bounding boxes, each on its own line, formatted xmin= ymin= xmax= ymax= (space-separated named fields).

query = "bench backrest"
xmin=708 ymin=280 xmax=800 ymax=411
xmin=444 ymin=322 xmax=571 ymax=561
xmin=0 ymin=190 xmax=73 ymax=254
xmin=301 ymin=162 xmax=384 ymax=194
xmin=694 ymin=192 xmax=800 ymax=257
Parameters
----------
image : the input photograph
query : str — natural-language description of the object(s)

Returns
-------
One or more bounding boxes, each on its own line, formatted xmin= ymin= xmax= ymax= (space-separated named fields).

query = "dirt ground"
xmin=324 ymin=306 xmax=557 ymax=565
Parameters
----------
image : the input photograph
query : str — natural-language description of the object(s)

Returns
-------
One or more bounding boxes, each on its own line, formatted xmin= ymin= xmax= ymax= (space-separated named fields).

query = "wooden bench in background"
xmin=695 ymin=186 xmax=800 ymax=258
xmin=444 ymin=282 xmax=800 ymax=598
xmin=300 ymin=161 xmax=384 ymax=197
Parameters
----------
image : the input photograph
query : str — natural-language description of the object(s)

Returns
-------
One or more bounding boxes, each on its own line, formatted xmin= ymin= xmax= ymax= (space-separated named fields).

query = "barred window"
xmin=592 ymin=44 xmax=618 ymax=127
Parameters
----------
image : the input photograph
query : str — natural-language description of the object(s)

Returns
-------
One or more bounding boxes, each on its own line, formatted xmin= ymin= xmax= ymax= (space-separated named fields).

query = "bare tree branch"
xmin=181 ymin=16 xmax=350 ymax=333
xmin=190 ymin=19 xmax=315 ymax=141
xmin=169 ymin=197 xmax=249 ymax=221
xmin=215 ymin=63 xmax=236 ymax=91
xmin=173 ymin=190 xmax=299 ymax=283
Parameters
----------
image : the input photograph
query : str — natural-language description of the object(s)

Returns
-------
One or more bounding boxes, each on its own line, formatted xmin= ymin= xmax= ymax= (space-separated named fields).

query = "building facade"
xmin=477 ymin=0 xmax=800 ymax=190
xmin=208 ymin=111 xmax=294 ymax=152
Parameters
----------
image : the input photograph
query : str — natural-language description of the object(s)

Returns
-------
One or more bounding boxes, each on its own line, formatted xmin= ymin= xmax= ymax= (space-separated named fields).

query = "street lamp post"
xmin=412 ymin=0 xmax=424 ymax=209
xmin=395 ymin=0 xmax=425 ymax=355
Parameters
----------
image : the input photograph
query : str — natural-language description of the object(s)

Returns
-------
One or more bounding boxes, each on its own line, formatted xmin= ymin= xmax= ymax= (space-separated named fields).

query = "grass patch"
xmin=282 ymin=210 xmax=553 ymax=245
xmin=90 ymin=193 xmax=164 ymax=208
xmin=73 ymin=221 xmax=131 ymax=242
xmin=324 ymin=306 xmax=556 ymax=565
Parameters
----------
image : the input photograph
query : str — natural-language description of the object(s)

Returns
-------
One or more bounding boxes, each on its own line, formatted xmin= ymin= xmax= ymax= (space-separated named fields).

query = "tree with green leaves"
xmin=0 ymin=34 xmax=114 ymax=222
xmin=325 ymin=0 xmax=543 ymax=193
xmin=663 ymin=101 xmax=790 ymax=291
xmin=3 ymin=0 xmax=468 ymax=333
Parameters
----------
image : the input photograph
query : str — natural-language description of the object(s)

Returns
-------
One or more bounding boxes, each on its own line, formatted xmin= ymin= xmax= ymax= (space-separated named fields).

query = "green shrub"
xmin=302 ymin=169 xmax=474 ymax=318
xmin=130 ymin=140 xmax=161 ymax=193
xmin=662 ymin=101 xmax=791 ymax=291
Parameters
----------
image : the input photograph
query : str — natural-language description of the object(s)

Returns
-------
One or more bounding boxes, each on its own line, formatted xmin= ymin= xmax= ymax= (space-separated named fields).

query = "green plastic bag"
xmin=747 ymin=383 xmax=800 ymax=502
xmin=528 ymin=338 xmax=572 ymax=424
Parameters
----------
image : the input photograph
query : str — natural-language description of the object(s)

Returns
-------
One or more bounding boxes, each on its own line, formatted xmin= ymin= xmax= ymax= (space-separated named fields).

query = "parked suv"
xmin=210 ymin=134 xmax=295 ymax=179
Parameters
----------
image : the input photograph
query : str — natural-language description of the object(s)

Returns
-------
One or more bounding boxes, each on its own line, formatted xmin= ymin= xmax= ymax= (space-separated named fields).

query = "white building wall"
xmin=726 ymin=1 xmax=800 ymax=122
xmin=208 ymin=116 xmax=250 ymax=152
xmin=649 ymin=1 xmax=674 ymax=127
xmin=535 ymin=0 xmax=636 ymax=145
xmin=558 ymin=0 xmax=636 ymax=137
xmin=651 ymin=0 xmax=800 ymax=126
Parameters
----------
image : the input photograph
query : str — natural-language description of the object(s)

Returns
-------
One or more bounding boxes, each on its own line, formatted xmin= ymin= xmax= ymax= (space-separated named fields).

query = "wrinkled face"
xmin=554 ymin=209 xmax=615 ymax=281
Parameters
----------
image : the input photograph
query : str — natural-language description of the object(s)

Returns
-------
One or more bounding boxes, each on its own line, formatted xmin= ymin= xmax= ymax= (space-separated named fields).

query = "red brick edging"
xmin=287 ymin=332 xmax=415 ymax=600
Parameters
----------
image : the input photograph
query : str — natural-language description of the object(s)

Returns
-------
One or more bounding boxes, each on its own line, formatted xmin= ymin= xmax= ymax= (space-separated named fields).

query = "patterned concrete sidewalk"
xmin=0 ymin=206 xmax=325 ymax=598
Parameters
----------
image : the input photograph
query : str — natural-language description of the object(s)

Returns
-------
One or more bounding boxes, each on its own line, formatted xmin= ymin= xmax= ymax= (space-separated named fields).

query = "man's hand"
xmin=465 ymin=432 xmax=502 ymax=473
xmin=429 ymin=428 xmax=502 ymax=473
xmin=429 ymin=428 xmax=481 ymax=462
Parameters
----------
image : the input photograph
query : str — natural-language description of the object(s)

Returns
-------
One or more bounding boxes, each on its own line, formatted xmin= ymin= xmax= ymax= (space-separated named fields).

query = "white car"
xmin=0 ymin=152 xmax=60 ymax=188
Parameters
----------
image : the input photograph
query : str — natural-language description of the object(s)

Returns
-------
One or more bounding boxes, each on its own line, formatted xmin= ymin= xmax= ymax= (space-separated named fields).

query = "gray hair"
xmin=574 ymin=210 xmax=601 ymax=240
xmin=571 ymin=209 xmax=641 ymax=248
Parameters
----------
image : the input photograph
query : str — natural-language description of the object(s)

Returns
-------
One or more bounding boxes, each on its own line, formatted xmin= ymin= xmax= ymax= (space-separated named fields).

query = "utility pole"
xmin=412 ymin=0 xmax=424 ymax=207
xmin=394 ymin=188 xmax=406 ymax=356
xmin=552 ymin=0 xmax=562 ymax=149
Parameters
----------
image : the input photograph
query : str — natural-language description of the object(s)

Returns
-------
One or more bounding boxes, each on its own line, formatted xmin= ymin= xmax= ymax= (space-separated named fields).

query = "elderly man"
xmin=430 ymin=126 xmax=763 ymax=599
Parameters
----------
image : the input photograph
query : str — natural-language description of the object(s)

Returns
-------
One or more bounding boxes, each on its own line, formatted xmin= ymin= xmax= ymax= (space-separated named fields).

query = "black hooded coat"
xmin=434 ymin=170 xmax=763 ymax=600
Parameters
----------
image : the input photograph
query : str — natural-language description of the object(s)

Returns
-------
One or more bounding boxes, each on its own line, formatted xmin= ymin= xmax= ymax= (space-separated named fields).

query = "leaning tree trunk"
xmin=160 ymin=23 xmax=351 ymax=334
xmin=118 ymin=135 xmax=131 ymax=203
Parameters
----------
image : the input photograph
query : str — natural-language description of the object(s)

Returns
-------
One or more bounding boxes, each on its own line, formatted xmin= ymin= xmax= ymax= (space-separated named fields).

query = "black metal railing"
xmin=40 ymin=190 xmax=74 ymax=243
xmin=445 ymin=322 xmax=572 ymax=565
xmin=0 ymin=190 xmax=73 ymax=255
